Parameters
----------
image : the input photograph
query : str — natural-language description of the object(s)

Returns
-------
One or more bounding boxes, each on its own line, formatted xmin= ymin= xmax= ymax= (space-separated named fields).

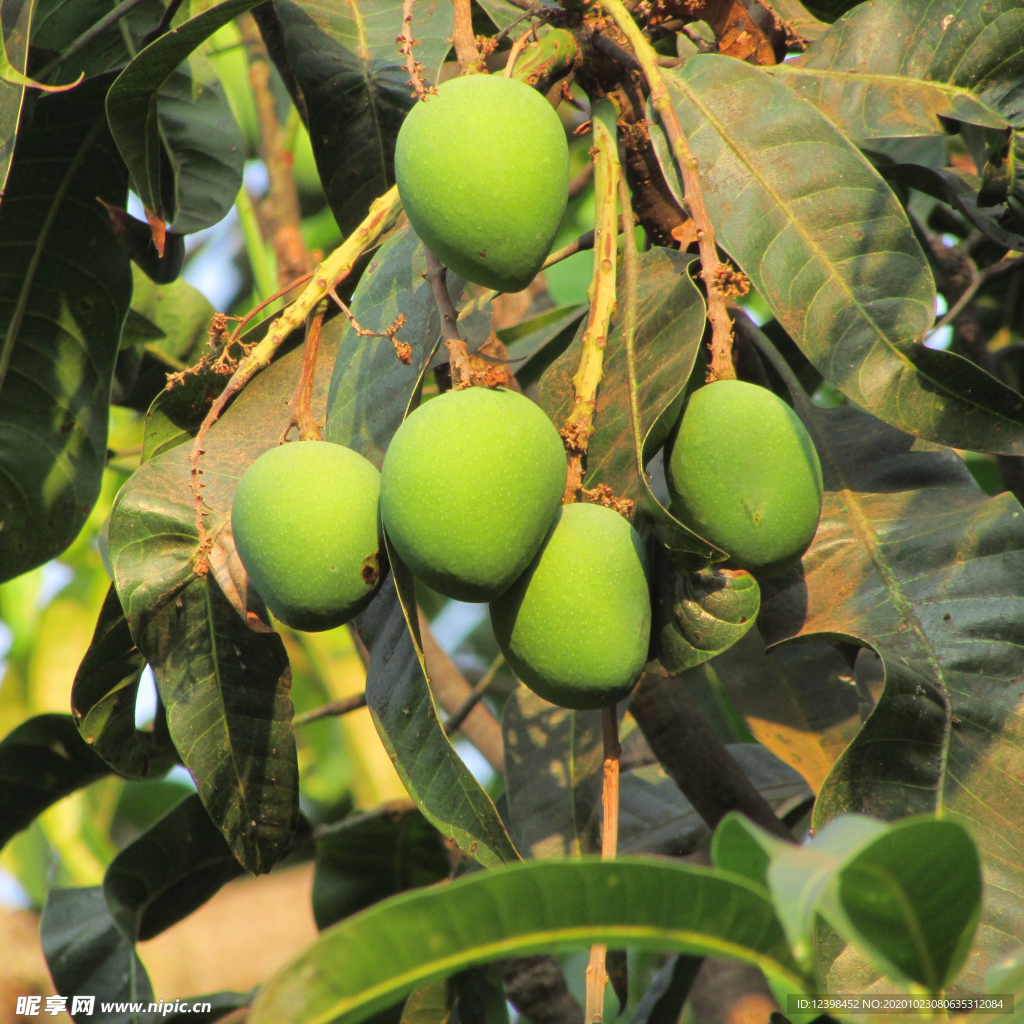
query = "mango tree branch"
xmin=596 ymin=0 xmax=736 ymax=382
xmin=561 ymin=99 xmax=620 ymax=503
xmin=189 ymin=186 xmax=402 ymax=574
xmin=453 ymin=0 xmax=486 ymax=73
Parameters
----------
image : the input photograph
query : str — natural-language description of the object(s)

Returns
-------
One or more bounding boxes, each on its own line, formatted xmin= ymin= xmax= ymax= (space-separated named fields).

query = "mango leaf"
xmin=652 ymin=56 xmax=1024 ymax=455
xmin=503 ymin=687 xmax=810 ymax=860
xmin=41 ymin=886 xmax=154 ymax=1024
xmin=0 ymin=76 xmax=132 ymax=585
xmin=104 ymin=792 xmax=244 ymax=941
xmin=162 ymin=993 xmax=251 ymax=1024
xmin=0 ymin=0 xmax=36 ymax=198
xmin=105 ymin=0 xmax=258 ymax=230
xmin=71 ymin=584 xmax=178 ymax=780
xmin=322 ymin=227 xmax=513 ymax=865
xmin=142 ymin=363 xmax=226 ymax=462
xmin=312 ymin=803 xmax=451 ymax=930
xmin=538 ymin=248 xmax=716 ymax=560
xmin=708 ymin=627 xmax=862 ymax=796
xmin=650 ymin=566 xmax=760 ymax=676
xmin=247 ymin=858 xmax=808 ymax=1024
xmin=355 ymin=563 xmax=519 ymax=867
xmin=275 ymin=0 xmax=453 ymax=234
xmin=0 ymin=714 xmax=110 ymax=849
xmin=108 ymin=336 xmax=351 ymax=872
xmin=768 ymin=0 xmax=1024 ymax=139
xmin=127 ymin=264 xmax=215 ymax=362
xmin=631 ymin=955 xmax=703 ymax=1024
xmin=752 ymin=383 xmax=1024 ymax=985
xmin=713 ymin=814 xmax=982 ymax=991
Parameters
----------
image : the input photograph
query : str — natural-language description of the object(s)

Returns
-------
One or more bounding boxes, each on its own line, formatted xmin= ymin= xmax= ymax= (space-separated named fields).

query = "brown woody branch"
xmin=453 ymin=0 xmax=486 ymax=73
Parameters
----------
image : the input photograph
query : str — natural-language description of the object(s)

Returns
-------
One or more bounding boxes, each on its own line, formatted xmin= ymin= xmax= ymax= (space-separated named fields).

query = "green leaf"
xmin=326 ymin=226 xmax=458 ymax=468
xmin=768 ymin=0 xmax=1023 ymax=139
xmin=109 ymin=338 xmax=352 ymax=871
xmin=650 ymin=566 xmax=760 ymax=675
xmin=275 ymin=0 xmax=453 ymax=234
xmin=142 ymin=363 xmax=225 ymax=462
xmin=71 ymin=584 xmax=178 ymax=780
xmin=105 ymin=0 xmax=259 ymax=227
xmin=476 ymin=0 xmax=525 ymax=30
xmin=0 ymin=714 xmax=110 ymax=849
xmin=538 ymin=248 xmax=715 ymax=559
xmin=0 ymin=76 xmax=132 ymax=585
xmin=714 ymin=814 xmax=982 ymax=991
xmin=41 ymin=885 xmax=154 ymax=1024
xmin=128 ymin=264 xmax=214 ymax=362
xmin=0 ymin=0 xmax=37 ymax=198
xmin=653 ymin=56 xmax=1024 ymax=455
xmin=157 ymin=55 xmax=245 ymax=235
xmin=354 ymin=561 xmax=519 ymax=867
xmin=752 ymin=359 xmax=1024 ymax=983
xmin=247 ymin=858 xmax=808 ymax=1024
xmin=103 ymin=791 xmax=245 ymax=941
xmin=312 ymin=803 xmax=451 ymax=930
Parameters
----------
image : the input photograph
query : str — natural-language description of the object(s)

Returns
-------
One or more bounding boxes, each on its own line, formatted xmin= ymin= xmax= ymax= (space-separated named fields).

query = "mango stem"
xmin=584 ymin=705 xmax=622 ymax=1023
xmin=560 ymin=98 xmax=620 ymax=503
xmin=595 ymin=0 xmax=736 ymax=382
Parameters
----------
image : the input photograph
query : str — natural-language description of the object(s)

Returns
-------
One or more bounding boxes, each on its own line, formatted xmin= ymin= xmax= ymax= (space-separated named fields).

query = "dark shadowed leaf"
xmin=630 ymin=954 xmax=703 ymax=1024
xmin=0 ymin=76 xmax=131 ymax=585
xmin=503 ymin=687 xmax=810 ymax=860
xmin=108 ymin=336 xmax=351 ymax=872
xmin=323 ymin=228 xmax=513 ymax=865
xmin=312 ymin=802 xmax=451 ymax=930
xmin=538 ymin=248 xmax=716 ymax=560
xmin=354 ymin=565 xmax=519 ymax=867
xmin=275 ymin=0 xmax=453 ymax=234
xmin=104 ymin=792 xmax=245 ymax=941
xmin=71 ymin=584 xmax=178 ymax=780
xmin=248 ymin=859 xmax=807 ymax=1024
xmin=752 ymin=365 xmax=1024 ymax=983
xmin=768 ymin=0 xmax=1024 ymax=139
xmin=162 ymin=992 xmax=251 ymax=1023
xmin=0 ymin=714 xmax=110 ymax=849
xmin=652 ymin=56 xmax=1024 ymax=455
xmin=41 ymin=886 xmax=154 ymax=1024
xmin=326 ymin=226 xmax=459 ymax=468
xmin=142 ymin=364 xmax=226 ymax=462
xmin=708 ymin=627 xmax=862 ymax=795
xmin=105 ymin=0 xmax=258 ymax=228
xmin=0 ymin=0 xmax=36 ymax=198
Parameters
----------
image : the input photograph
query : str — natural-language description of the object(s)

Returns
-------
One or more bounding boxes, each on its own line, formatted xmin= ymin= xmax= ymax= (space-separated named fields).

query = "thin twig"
xmin=453 ymin=0 xmax=485 ymax=73
xmin=189 ymin=186 xmax=401 ymax=574
xmin=568 ymin=160 xmax=595 ymax=200
xmin=293 ymin=692 xmax=368 ymax=727
xmin=560 ymin=100 xmax=620 ymax=503
xmin=443 ymin=654 xmax=504 ymax=737
xmin=225 ymin=272 xmax=314 ymax=349
xmin=398 ymin=0 xmax=437 ymax=99
xmin=584 ymin=707 xmax=621 ymax=1023
xmin=36 ymin=0 xmax=148 ymax=82
xmin=141 ymin=0 xmax=186 ymax=45
xmin=927 ymin=256 xmax=980 ymax=340
xmin=327 ymin=284 xmax=410 ymax=363
xmin=281 ymin=300 xmax=327 ymax=443
xmin=424 ymin=249 xmax=491 ymax=388
xmin=597 ymin=0 xmax=735 ymax=381
xmin=504 ymin=25 xmax=537 ymax=78
xmin=541 ymin=212 xmax=633 ymax=271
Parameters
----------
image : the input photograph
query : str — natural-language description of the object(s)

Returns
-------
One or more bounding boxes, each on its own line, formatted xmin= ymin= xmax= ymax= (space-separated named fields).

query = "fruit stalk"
xmin=584 ymin=705 xmax=621 ymax=1023
xmin=282 ymin=299 xmax=328 ymax=442
xmin=560 ymin=99 xmax=620 ymax=503
xmin=595 ymin=0 xmax=736 ymax=382
xmin=452 ymin=0 xmax=486 ymax=74
xmin=189 ymin=185 xmax=402 ymax=574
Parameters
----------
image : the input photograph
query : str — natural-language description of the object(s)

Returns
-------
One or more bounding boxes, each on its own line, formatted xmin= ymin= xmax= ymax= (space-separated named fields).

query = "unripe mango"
xmin=395 ymin=75 xmax=569 ymax=293
xmin=232 ymin=441 xmax=383 ymax=631
xmin=666 ymin=380 xmax=823 ymax=577
xmin=490 ymin=503 xmax=651 ymax=710
xmin=380 ymin=388 xmax=566 ymax=602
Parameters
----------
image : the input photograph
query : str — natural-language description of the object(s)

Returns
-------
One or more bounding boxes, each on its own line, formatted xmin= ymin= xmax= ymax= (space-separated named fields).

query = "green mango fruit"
xmin=666 ymin=379 xmax=823 ymax=577
xmin=394 ymin=75 xmax=569 ymax=293
xmin=380 ymin=387 xmax=566 ymax=602
xmin=232 ymin=441 xmax=383 ymax=631
xmin=490 ymin=502 xmax=651 ymax=710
